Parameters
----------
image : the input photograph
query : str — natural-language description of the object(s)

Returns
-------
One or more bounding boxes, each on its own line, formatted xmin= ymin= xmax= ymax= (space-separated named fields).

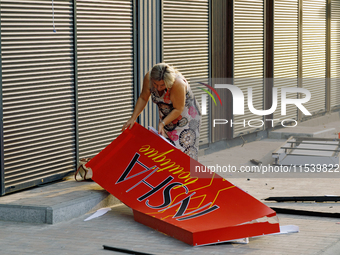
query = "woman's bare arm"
xmin=158 ymin=77 xmax=186 ymax=135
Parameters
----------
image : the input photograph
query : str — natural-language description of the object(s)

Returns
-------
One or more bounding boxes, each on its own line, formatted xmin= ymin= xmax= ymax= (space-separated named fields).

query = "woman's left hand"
xmin=158 ymin=121 xmax=166 ymax=137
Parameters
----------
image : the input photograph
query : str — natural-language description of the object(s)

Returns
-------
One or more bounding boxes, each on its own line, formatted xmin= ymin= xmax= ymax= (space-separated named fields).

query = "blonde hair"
xmin=149 ymin=63 xmax=181 ymax=89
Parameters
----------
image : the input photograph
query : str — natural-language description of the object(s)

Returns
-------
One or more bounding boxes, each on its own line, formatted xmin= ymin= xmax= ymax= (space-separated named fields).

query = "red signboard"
xmin=86 ymin=123 xmax=280 ymax=246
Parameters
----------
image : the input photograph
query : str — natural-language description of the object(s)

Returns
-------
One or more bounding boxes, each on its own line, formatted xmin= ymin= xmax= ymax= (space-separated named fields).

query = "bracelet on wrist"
xmin=161 ymin=120 xmax=166 ymax=126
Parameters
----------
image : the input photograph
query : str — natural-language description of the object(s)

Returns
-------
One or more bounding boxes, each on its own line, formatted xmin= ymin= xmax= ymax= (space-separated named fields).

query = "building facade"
xmin=0 ymin=0 xmax=339 ymax=195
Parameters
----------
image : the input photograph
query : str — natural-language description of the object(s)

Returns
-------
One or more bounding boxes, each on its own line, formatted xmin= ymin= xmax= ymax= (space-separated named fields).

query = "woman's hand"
xmin=122 ymin=118 xmax=136 ymax=131
xmin=121 ymin=72 xmax=151 ymax=133
xmin=158 ymin=121 xmax=166 ymax=137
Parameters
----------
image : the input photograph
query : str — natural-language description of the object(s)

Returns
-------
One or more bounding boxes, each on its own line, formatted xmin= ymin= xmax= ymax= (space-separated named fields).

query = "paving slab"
xmin=1 ymin=204 xmax=340 ymax=255
xmin=0 ymin=178 xmax=121 ymax=224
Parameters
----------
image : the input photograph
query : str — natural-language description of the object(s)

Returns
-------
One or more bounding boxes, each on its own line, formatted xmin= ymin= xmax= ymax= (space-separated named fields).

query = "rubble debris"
xmin=270 ymin=207 xmax=340 ymax=218
xmin=103 ymin=245 xmax=153 ymax=255
xmin=250 ymin=159 xmax=262 ymax=165
xmin=265 ymin=196 xmax=340 ymax=203
xmin=272 ymin=136 xmax=340 ymax=166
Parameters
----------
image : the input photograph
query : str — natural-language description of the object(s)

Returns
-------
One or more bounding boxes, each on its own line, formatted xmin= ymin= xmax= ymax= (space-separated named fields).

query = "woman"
xmin=122 ymin=63 xmax=201 ymax=160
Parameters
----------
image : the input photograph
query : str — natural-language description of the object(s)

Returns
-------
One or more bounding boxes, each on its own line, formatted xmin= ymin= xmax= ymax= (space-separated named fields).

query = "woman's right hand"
xmin=121 ymin=73 xmax=151 ymax=132
xmin=122 ymin=118 xmax=136 ymax=131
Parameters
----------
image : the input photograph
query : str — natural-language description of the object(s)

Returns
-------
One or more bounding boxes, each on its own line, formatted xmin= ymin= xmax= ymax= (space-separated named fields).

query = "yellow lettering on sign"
xmin=138 ymin=145 xmax=198 ymax=187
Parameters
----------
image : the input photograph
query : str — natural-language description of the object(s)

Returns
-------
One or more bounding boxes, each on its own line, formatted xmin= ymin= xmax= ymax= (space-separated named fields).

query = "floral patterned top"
xmin=150 ymin=77 xmax=202 ymax=160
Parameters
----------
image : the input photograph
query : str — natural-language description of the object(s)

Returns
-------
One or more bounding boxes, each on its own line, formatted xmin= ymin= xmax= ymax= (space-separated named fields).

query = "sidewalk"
xmin=0 ymin=116 xmax=340 ymax=255
xmin=0 ymin=204 xmax=339 ymax=255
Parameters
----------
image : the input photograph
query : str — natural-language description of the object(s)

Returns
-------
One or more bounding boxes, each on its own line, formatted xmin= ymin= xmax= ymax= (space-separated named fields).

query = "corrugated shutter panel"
xmin=163 ymin=0 xmax=210 ymax=145
xmin=273 ymin=0 xmax=298 ymax=121
xmin=76 ymin=0 xmax=134 ymax=158
xmin=331 ymin=0 xmax=340 ymax=108
xmin=302 ymin=0 xmax=326 ymax=115
xmin=137 ymin=0 xmax=161 ymax=130
xmin=233 ymin=0 xmax=264 ymax=137
xmin=0 ymin=0 xmax=76 ymax=192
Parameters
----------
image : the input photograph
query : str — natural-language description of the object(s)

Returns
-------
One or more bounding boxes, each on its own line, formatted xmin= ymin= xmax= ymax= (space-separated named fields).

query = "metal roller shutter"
xmin=76 ymin=0 xmax=134 ymax=158
xmin=0 ymin=0 xmax=76 ymax=194
xmin=302 ymin=0 xmax=326 ymax=115
xmin=233 ymin=0 xmax=264 ymax=137
xmin=162 ymin=0 xmax=210 ymax=145
xmin=331 ymin=0 xmax=340 ymax=108
xmin=137 ymin=0 xmax=161 ymax=130
xmin=273 ymin=0 xmax=298 ymax=121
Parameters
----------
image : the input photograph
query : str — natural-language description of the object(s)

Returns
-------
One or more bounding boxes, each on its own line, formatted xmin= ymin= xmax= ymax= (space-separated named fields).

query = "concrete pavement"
xmin=0 ymin=204 xmax=340 ymax=255
xmin=1 ymin=114 xmax=340 ymax=254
